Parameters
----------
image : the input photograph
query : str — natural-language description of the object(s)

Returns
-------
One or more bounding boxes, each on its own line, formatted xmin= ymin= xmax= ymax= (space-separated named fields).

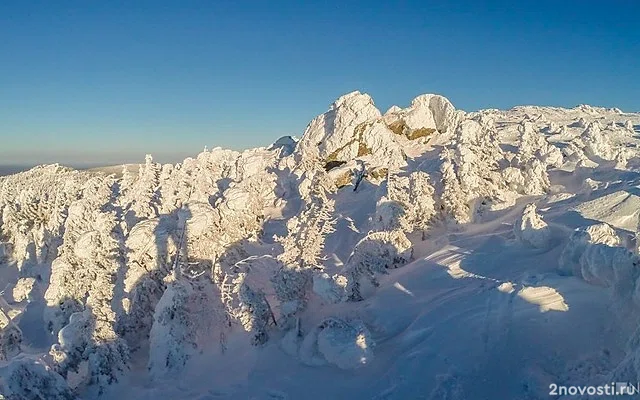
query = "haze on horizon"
xmin=1 ymin=0 xmax=639 ymax=167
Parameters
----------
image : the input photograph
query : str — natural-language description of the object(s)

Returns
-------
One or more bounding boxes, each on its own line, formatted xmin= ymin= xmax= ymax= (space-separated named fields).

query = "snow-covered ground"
xmin=1 ymin=91 xmax=640 ymax=399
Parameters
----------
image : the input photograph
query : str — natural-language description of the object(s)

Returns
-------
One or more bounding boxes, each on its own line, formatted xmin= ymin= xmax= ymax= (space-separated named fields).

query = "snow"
xmin=558 ymin=223 xmax=622 ymax=277
xmin=1 ymin=91 xmax=640 ymax=399
xmin=513 ymin=203 xmax=552 ymax=248
xmin=314 ymin=318 xmax=374 ymax=369
xmin=516 ymin=286 xmax=569 ymax=312
xmin=574 ymin=189 xmax=640 ymax=231
xmin=0 ymin=355 xmax=76 ymax=399
xmin=296 ymin=91 xmax=382 ymax=162
xmin=312 ymin=272 xmax=346 ymax=304
xmin=11 ymin=278 xmax=36 ymax=303
xmin=384 ymin=93 xmax=462 ymax=134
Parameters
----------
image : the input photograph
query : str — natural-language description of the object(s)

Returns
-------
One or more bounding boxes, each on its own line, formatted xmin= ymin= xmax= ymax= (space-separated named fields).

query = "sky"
xmin=1 ymin=1 xmax=639 ymax=166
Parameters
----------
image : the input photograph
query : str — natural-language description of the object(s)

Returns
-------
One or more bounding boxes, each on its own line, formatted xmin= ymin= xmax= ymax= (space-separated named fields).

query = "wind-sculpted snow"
xmin=1 ymin=91 xmax=640 ymax=399
xmin=514 ymin=203 xmax=551 ymax=248
xmin=559 ymin=223 xmax=622 ymax=278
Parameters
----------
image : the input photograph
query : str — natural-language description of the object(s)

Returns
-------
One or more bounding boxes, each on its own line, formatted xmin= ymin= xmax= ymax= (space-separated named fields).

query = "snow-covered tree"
xmin=371 ymin=198 xmax=407 ymax=232
xmin=439 ymin=150 xmax=471 ymax=224
xmin=12 ymin=277 xmax=36 ymax=303
xmin=580 ymin=121 xmax=620 ymax=161
xmin=49 ymin=310 xmax=93 ymax=378
xmin=270 ymin=263 xmax=309 ymax=323
xmin=119 ymin=164 xmax=134 ymax=199
xmin=122 ymin=154 xmax=161 ymax=227
xmin=407 ymin=171 xmax=437 ymax=233
xmin=148 ymin=277 xmax=198 ymax=377
xmin=49 ymin=308 xmax=129 ymax=393
xmin=44 ymin=177 xmax=119 ymax=335
xmin=513 ymin=203 xmax=551 ymax=248
xmin=376 ymin=170 xmax=436 ymax=236
xmin=0 ymin=355 xmax=77 ymax=400
xmin=517 ymin=121 xmax=563 ymax=168
xmin=344 ymin=230 xmax=412 ymax=301
xmin=277 ymin=169 xmax=336 ymax=270
xmin=119 ymin=215 xmax=179 ymax=347
xmin=36 ymin=176 xmax=131 ymax=392
xmin=432 ymin=120 xmax=532 ymax=223
xmin=497 ymin=121 xmax=562 ymax=197
xmin=0 ymin=166 xmax=89 ymax=270
xmin=215 ymin=256 xmax=284 ymax=343
xmin=0 ymin=319 xmax=22 ymax=361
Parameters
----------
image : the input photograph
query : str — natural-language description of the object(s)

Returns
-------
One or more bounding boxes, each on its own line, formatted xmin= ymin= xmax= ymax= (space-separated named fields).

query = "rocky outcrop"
xmin=296 ymin=92 xmax=461 ymax=171
xmin=383 ymin=94 xmax=461 ymax=137
xmin=296 ymin=91 xmax=382 ymax=162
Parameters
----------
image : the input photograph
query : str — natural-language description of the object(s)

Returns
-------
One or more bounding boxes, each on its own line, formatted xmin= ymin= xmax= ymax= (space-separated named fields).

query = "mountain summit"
xmin=296 ymin=91 xmax=462 ymax=171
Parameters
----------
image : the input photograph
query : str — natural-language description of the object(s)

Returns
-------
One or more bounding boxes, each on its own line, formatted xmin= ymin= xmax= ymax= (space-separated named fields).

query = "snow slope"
xmin=1 ymin=92 xmax=640 ymax=399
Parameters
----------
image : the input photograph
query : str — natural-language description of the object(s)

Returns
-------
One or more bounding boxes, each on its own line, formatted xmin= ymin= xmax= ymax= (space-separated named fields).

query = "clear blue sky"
xmin=1 ymin=1 xmax=639 ymax=166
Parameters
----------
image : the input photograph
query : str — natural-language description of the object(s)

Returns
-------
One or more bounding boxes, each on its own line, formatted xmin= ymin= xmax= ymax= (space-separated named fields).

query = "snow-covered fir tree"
xmin=277 ymin=168 xmax=337 ymax=270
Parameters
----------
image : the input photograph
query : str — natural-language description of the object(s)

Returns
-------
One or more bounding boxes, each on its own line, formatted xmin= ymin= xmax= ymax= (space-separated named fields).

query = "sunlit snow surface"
xmin=1 ymin=92 xmax=640 ymax=399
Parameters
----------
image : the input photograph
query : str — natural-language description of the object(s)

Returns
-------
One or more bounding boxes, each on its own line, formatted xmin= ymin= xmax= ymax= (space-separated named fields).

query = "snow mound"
xmin=298 ymin=318 xmax=374 ymax=369
xmin=0 ymin=355 xmax=76 ymax=399
xmin=580 ymin=243 xmax=638 ymax=288
xmin=316 ymin=319 xmax=374 ymax=369
xmin=559 ymin=223 xmax=639 ymax=289
xmin=513 ymin=203 xmax=551 ymax=248
xmin=559 ymin=223 xmax=621 ymax=277
xmin=517 ymin=286 xmax=569 ymax=312
xmin=312 ymin=272 xmax=347 ymax=303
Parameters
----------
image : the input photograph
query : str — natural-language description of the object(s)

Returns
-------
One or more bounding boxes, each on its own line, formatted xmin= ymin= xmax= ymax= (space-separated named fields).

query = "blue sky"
xmin=1 ymin=1 xmax=639 ymax=166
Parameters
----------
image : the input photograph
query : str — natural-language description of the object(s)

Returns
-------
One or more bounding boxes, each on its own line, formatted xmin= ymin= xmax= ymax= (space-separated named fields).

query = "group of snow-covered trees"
xmin=437 ymin=118 xmax=562 ymax=224
xmin=0 ymin=149 xmax=283 ymax=394
xmin=0 ymin=125 xmax=549 ymax=396
xmin=2 ymin=91 xmax=637 ymax=396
